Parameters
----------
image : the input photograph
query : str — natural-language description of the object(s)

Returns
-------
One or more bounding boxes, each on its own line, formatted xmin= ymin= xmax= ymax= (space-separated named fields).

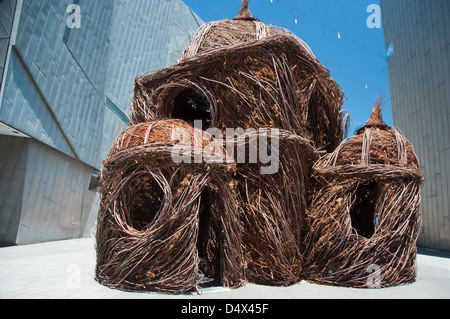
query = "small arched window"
xmin=171 ymin=88 xmax=211 ymax=130
xmin=350 ymin=182 xmax=379 ymax=239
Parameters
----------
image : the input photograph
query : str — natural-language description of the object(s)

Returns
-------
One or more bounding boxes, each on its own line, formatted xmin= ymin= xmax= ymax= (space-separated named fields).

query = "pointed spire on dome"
xmin=366 ymin=95 xmax=386 ymax=127
xmin=234 ymin=0 xmax=256 ymax=20
xmin=356 ymin=95 xmax=389 ymax=134
xmin=366 ymin=105 xmax=383 ymax=127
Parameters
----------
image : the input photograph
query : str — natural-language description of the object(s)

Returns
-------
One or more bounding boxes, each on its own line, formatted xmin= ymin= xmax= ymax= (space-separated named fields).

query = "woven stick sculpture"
xmin=95 ymin=1 xmax=423 ymax=293
xmin=304 ymin=99 xmax=424 ymax=288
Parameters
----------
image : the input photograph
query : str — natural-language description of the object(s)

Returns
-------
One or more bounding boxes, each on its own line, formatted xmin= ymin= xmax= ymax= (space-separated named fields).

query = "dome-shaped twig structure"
xmin=304 ymin=103 xmax=424 ymax=288
xmin=95 ymin=120 xmax=245 ymax=293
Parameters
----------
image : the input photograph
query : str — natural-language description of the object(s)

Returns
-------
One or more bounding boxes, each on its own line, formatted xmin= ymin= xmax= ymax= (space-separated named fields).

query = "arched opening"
xmin=196 ymin=187 xmax=219 ymax=288
xmin=126 ymin=175 xmax=164 ymax=232
xmin=197 ymin=188 xmax=212 ymax=259
xmin=171 ymin=88 xmax=211 ymax=130
xmin=350 ymin=182 xmax=378 ymax=239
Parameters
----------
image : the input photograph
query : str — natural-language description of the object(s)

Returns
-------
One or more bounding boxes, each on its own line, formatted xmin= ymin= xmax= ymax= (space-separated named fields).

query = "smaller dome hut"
xmin=95 ymin=119 xmax=245 ymax=293
xmin=304 ymin=99 xmax=425 ymax=288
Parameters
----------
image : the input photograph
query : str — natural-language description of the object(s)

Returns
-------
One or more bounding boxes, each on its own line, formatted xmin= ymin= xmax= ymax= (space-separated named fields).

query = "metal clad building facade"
xmin=381 ymin=0 xmax=450 ymax=251
xmin=0 ymin=0 xmax=202 ymax=244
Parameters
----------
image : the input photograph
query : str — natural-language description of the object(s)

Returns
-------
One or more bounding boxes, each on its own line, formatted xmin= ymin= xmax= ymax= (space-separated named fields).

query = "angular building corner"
xmin=380 ymin=0 xmax=450 ymax=252
xmin=0 ymin=0 xmax=203 ymax=245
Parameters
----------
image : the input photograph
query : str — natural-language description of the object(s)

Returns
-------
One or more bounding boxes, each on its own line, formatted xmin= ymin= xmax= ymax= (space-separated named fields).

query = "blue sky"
xmin=183 ymin=0 xmax=392 ymax=134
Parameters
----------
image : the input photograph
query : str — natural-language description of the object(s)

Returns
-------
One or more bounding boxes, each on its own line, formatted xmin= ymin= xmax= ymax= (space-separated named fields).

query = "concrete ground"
xmin=0 ymin=237 xmax=449 ymax=299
